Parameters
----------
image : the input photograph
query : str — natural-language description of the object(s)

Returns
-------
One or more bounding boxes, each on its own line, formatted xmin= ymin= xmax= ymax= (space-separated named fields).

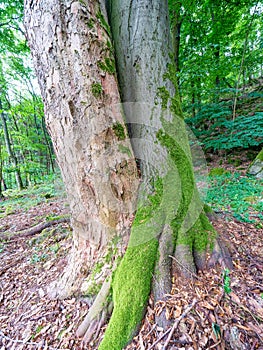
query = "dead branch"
xmin=0 ymin=216 xmax=70 ymax=241
xmin=149 ymin=299 xmax=197 ymax=350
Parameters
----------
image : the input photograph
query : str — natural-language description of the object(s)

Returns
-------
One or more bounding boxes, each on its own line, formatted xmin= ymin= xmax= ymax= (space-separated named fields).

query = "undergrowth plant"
xmin=206 ymin=172 xmax=263 ymax=223
xmin=186 ymin=101 xmax=263 ymax=151
xmin=222 ymin=268 xmax=231 ymax=295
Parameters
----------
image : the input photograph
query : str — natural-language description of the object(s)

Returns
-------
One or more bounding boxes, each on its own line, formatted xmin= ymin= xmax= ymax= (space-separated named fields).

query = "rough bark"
xmin=95 ymin=2 xmax=219 ymax=349
xmin=24 ymin=0 xmax=139 ymax=298
xmin=170 ymin=1 xmax=183 ymax=75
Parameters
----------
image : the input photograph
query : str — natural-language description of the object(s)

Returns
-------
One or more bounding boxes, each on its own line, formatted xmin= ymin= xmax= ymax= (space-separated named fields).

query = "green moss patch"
xmin=132 ymin=178 xmax=163 ymax=227
xmin=98 ymin=57 xmax=116 ymax=75
xmin=91 ymin=82 xmax=103 ymax=98
xmin=157 ymin=86 xmax=170 ymax=109
xmin=96 ymin=10 xmax=111 ymax=37
xmin=112 ymin=122 xmax=126 ymax=140
xmin=118 ymin=144 xmax=132 ymax=157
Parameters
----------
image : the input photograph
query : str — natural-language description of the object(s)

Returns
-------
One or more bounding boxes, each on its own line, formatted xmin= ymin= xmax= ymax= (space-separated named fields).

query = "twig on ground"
xmin=0 ymin=330 xmax=62 ymax=350
xmin=162 ymin=298 xmax=198 ymax=350
xmin=169 ymin=255 xmax=199 ymax=279
xmin=148 ymin=327 xmax=172 ymax=350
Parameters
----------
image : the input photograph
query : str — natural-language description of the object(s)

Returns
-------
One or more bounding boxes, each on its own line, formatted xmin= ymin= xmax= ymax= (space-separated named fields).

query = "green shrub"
xmin=206 ymin=172 xmax=263 ymax=223
xmin=186 ymin=102 xmax=263 ymax=151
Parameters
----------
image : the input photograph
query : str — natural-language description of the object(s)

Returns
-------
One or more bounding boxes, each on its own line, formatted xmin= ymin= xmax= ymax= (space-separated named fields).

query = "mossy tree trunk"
xmin=98 ymin=2 xmax=231 ymax=349
xmin=24 ymin=0 xmax=231 ymax=349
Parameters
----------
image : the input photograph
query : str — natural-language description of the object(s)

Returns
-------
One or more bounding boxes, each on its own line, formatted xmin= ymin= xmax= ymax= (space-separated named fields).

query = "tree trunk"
xmin=98 ymin=1 xmax=231 ymax=349
xmin=170 ymin=1 xmax=182 ymax=76
xmin=24 ymin=0 xmax=232 ymax=348
xmin=24 ymin=0 xmax=139 ymax=298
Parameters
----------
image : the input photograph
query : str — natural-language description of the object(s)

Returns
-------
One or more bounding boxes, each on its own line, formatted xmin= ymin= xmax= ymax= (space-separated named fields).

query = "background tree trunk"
xmin=24 ymin=0 xmax=139 ymax=298
xmin=0 ymin=100 xmax=23 ymax=190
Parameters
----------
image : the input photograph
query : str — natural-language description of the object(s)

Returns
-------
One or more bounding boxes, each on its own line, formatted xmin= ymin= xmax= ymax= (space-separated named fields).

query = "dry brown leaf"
xmin=229 ymin=292 xmax=241 ymax=304
xmin=174 ymin=305 xmax=182 ymax=318
xmin=248 ymin=297 xmax=263 ymax=317
xmin=199 ymin=301 xmax=215 ymax=310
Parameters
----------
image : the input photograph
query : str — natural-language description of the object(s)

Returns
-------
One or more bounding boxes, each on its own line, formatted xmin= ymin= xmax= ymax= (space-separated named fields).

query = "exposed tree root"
xmin=152 ymin=224 xmax=174 ymax=330
xmin=0 ymin=216 xmax=70 ymax=241
xmin=208 ymin=237 xmax=233 ymax=270
xmin=76 ymin=277 xmax=112 ymax=344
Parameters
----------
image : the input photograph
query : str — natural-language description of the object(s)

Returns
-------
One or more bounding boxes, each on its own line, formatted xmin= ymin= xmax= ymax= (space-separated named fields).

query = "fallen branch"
xmin=0 ymin=216 xmax=70 ymax=241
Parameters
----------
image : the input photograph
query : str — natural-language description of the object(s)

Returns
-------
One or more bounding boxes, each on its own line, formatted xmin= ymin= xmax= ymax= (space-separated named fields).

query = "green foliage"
xmin=30 ymin=251 xmax=48 ymax=264
xmin=223 ymin=269 xmax=232 ymax=295
xmin=209 ymin=167 xmax=229 ymax=176
xmin=0 ymin=173 xmax=65 ymax=213
xmin=0 ymin=1 xmax=55 ymax=191
xmin=212 ymin=323 xmax=221 ymax=339
xmin=169 ymin=0 xmax=263 ymax=153
xmin=186 ymin=103 xmax=263 ymax=151
xmin=206 ymin=172 xmax=263 ymax=223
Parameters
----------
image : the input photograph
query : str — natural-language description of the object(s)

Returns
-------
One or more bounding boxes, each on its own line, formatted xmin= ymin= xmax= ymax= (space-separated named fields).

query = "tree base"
xmin=48 ymin=246 xmax=89 ymax=299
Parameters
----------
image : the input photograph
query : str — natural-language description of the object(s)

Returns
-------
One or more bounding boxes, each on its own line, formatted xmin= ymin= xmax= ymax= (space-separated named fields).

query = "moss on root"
xmin=98 ymin=239 xmax=158 ymax=350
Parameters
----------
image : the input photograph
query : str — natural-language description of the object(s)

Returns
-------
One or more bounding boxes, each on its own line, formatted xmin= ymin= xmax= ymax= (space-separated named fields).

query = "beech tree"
xmin=24 ymin=0 xmax=231 ymax=349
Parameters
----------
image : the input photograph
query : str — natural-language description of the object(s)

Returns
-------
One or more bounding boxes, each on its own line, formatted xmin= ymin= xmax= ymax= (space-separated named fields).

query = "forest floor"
xmin=0 ymin=155 xmax=262 ymax=350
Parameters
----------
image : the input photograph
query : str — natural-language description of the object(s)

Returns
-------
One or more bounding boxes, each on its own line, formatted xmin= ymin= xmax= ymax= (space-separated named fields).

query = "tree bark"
xmin=97 ymin=2 xmax=231 ymax=349
xmin=24 ymin=0 xmax=139 ymax=298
